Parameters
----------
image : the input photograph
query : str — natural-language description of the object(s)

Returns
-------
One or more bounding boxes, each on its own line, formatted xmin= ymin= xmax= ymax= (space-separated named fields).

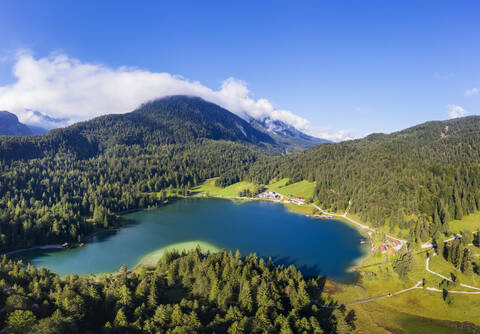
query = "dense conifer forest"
xmin=0 ymin=140 xmax=259 ymax=252
xmin=0 ymin=249 xmax=354 ymax=333
xmin=246 ymin=116 xmax=480 ymax=243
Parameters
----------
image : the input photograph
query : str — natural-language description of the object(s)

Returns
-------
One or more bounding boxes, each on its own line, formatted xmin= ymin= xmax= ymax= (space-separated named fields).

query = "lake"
xmin=15 ymin=198 xmax=367 ymax=282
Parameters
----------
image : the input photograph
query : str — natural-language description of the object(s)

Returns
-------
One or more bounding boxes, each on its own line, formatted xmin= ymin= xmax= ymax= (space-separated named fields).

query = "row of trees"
xmin=439 ymin=238 xmax=476 ymax=275
xmin=0 ymin=249 xmax=355 ymax=333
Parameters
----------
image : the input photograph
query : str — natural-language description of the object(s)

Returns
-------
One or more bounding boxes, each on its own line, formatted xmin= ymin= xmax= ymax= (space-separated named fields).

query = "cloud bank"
xmin=447 ymin=104 xmax=468 ymax=119
xmin=0 ymin=52 xmax=351 ymax=141
xmin=464 ymin=87 xmax=479 ymax=97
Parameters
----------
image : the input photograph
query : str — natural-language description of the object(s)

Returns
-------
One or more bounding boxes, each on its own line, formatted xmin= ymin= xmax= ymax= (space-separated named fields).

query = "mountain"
xmin=1 ymin=96 xmax=328 ymax=153
xmin=22 ymin=109 xmax=70 ymax=130
xmin=27 ymin=125 xmax=49 ymax=135
xmin=247 ymin=115 xmax=480 ymax=242
xmin=0 ymin=110 xmax=33 ymax=136
xmin=250 ymin=118 xmax=329 ymax=152
xmin=0 ymin=95 xmax=277 ymax=160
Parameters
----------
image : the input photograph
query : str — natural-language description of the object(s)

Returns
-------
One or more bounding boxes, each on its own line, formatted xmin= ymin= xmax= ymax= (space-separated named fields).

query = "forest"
xmin=0 ymin=140 xmax=260 ymax=252
xmin=246 ymin=116 xmax=480 ymax=244
xmin=0 ymin=249 xmax=354 ymax=333
xmin=2 ymin=99 xmax=480 ymax=252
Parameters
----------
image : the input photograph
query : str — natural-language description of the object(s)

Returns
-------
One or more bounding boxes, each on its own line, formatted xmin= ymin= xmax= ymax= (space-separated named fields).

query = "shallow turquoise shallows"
xmin=15 ymin=198 xmax=367 ymax=282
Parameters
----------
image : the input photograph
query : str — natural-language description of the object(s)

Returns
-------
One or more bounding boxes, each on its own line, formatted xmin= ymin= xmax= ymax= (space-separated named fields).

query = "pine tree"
xmin=113 ymin=308 xmax=128 ymax=327
xmin=154 ymin=305 xmax=171 ymax=326
xmin=117 ymin=284 xmax=132 ymax=308
xmin=461 ymin=248 xmax=473 ymax=274
xmin=171 ymin=304 xmax=183 ymax=327
xmin=147 ymin=277 xmax=158 ymax=308
xmin=228 ymin=321 xmax=244 ymax=334
xmin=453 ymin=189 xmax=463 ymax=220
xmin=238 ymin=281 xmax=253 ymax=313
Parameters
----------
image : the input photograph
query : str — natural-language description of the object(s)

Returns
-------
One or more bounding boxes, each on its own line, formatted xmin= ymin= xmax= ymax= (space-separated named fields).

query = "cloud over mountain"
xmin=447 ymin=104 xmax=468 ymax=119
xmin=0 ymin=52 xmax=331 ymax=137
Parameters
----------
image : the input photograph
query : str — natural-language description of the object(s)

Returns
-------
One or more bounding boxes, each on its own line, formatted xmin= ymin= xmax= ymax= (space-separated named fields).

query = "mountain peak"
xmin=0 ymin=110 xmax=33 ymax=136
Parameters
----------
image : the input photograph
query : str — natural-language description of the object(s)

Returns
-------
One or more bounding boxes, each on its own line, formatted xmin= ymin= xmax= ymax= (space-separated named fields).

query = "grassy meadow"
xmin=326 ymin=247 xmax=480 ymax=333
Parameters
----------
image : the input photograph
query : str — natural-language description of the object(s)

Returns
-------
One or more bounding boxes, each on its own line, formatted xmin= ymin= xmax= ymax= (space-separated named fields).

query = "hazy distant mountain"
xmin=0 ymin=111 xmax=33 ymax=136
xmin=27 ymin=125 xmax=49 ymax=135
xmin=250 ymin=118 xmax=329 ymax=152
xmin=22 ymin=109 xmax=70 ymax=130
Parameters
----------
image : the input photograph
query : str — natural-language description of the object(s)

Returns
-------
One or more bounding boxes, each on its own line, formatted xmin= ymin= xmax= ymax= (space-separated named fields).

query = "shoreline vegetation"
xmin=6 ymin=179 xmax=480 ymax=333
xmin=4 ymin=183 xmax=368 ymax=277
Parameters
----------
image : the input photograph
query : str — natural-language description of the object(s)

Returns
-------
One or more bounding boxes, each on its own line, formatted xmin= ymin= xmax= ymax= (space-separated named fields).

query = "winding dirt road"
xmin=425 ymin=257 xmax=480 ymax=292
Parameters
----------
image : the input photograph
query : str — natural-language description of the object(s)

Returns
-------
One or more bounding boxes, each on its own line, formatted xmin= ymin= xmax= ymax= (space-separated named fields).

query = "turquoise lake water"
xmin=15 ymin=198 xmax=366 ymax=282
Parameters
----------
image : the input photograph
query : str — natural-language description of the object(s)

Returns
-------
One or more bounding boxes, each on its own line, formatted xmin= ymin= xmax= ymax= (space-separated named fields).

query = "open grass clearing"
xmin=449 ymin=211 xmax=480 ymax=234
xmin=267 ymin=178 xmax=316 ymax=199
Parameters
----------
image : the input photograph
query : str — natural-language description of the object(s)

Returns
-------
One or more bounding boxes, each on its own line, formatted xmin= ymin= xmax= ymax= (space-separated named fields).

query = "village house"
xmin=258 ymin=191 xmax=282 ymax=200
xmin=378 ymin=236 xmax=403 ymax=254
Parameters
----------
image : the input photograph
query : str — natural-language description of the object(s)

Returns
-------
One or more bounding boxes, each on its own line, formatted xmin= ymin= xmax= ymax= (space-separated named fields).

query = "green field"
xmin=191 ymin=177 xmax=316 ymax=200
xmin=449 ymin=211 xmax=480 ymax=234
xmin=191 ymin=178 xmax=319 ymax=216
xmin=191 ymin=178 xmax=257 ymax=197
xmin=266 ymin=178 xmax=316 ymax=199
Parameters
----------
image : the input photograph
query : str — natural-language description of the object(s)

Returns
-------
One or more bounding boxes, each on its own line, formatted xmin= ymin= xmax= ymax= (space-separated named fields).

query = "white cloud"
xmin=465 ymin=87 xmax=479 ymax=97
xmin=447 ymin=104 xmax=468 ymax=119
xmin=0 ymin=51 xmax=352 ymax=141
xmin=310 ymin=127 xmax=356 ymax=141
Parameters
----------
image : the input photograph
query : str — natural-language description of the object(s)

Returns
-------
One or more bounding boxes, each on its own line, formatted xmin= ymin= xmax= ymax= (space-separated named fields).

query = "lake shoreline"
xmin=193 ymin=194 xmax=374 ymax=276
xmin=6 ymin=196 xmax=369 ymax=283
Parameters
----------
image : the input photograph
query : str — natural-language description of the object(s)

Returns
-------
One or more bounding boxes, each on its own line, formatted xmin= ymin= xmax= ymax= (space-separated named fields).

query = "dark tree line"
xmin=439 ymin=236 xmax=476 ymax=275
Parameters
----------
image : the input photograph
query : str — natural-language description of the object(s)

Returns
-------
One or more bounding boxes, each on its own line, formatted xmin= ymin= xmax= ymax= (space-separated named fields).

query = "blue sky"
xmin=0 ymin=1 xmax=479 ymax=139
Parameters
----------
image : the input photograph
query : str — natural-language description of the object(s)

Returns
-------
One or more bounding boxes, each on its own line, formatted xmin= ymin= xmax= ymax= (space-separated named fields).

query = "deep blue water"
xmin=16 ymin=198 xmax=366 ymax=282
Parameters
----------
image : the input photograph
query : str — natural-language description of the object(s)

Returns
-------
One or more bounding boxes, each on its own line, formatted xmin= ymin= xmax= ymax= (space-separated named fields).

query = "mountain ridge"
xmin=0 ymin=110 xmax=33 ymax=136
xmin=0 ymin=96 xmax=279 ymax=160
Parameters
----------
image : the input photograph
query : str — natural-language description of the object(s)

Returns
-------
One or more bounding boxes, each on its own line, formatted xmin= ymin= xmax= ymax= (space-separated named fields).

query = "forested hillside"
xmin=246 ymin=116 xmax=480 ymax=243
xmin=0 ymin=140 xmax=260 ymax=252
xmin=2 ymin=98 xmax=480 ymax=252
xmin=0 ymin=96 xmax=277 ymax=252
xmin=0 ymin=96 xmax=276 ymax=161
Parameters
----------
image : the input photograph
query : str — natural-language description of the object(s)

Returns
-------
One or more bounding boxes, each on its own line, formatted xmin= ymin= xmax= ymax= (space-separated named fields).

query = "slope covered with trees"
xmin=2 ymin=99 xmax=480 ymax=251
xmin=0 ymin=249 xmax=354 ymax=333
xmin=0 ymin=140 xmax=260 ymax=252
xmin=246 ymin=116 xmax=480 ymax=243
xmin=0 ymin=96 xmax=276 ymax=252
xmin=0 ymin=96 xmax=276 ymax=161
